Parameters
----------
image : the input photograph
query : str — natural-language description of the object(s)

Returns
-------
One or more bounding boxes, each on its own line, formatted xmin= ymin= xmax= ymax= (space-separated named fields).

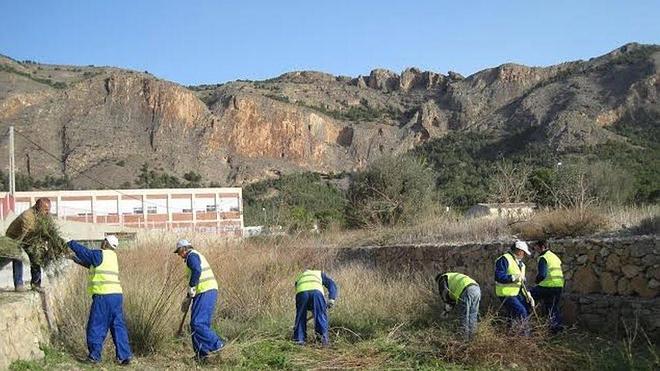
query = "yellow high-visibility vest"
xmin=88 ymin=250 xmax=123 ymax=295
xmin=495 ymin=253 xmax=525 ymax=297
xmin=443 ymin=272 xmax=478 ymax=301
xmin=295 ymin=270 xmax=323 ymax=294
xmin=538 ymin=250 xmax=564 ymax=288
xmin=187 ymin=250 xmax=218 ymax=294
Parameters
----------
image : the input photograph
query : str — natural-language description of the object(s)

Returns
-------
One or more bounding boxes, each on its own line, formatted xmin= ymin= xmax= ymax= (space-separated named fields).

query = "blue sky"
xmin=1 ymin=0 xmax=658 ymax=85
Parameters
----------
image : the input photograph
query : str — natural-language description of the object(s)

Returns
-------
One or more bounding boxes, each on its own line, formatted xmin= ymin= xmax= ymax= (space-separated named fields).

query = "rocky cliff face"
xmin=0 ymin=43 xmax=657 ymax=187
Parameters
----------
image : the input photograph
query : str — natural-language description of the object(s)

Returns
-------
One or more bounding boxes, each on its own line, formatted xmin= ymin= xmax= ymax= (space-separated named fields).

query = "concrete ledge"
xmin=0 ymin=291 xmax=49 ymax=369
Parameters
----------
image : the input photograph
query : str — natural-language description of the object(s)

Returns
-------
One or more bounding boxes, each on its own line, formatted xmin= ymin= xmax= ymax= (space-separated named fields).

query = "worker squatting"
xmin=2 ymin=201 xmax=563 ymax=365
xmin=436 ymin=239 xmax=565 ymax=341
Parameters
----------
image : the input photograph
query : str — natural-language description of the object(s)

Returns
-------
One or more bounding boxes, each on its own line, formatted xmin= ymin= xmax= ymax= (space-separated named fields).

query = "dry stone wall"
xmin=0 ymin=259 xmax=76 ymax=368
xmin=337 ymin=236 xmax=659 ymax=340
xmin=0 ymin=292 xmax=48 ymax=369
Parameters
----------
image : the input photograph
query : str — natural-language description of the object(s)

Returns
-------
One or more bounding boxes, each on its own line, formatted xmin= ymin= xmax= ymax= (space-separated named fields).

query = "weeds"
xmin=44 ymin=211 xmax=659 ymax=369
xmin=510 ymin=208 xmax=608 ymax=240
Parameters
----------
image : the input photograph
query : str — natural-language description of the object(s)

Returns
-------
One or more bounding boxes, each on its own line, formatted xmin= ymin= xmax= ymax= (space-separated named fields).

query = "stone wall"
xmin=336 ymin=236 xmax=659 ymax=340
xmin=0 ymin=292 xmax=49 ymax=369
xmin=0 ymin=259 xmax=76 ymax=368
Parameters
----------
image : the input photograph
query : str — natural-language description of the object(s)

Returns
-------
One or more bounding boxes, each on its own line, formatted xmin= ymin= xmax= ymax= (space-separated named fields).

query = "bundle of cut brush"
xmin=21 ymin=215 xmax=73 ymax=266
xmin=0 ymin=235 xmax=22 ymax=259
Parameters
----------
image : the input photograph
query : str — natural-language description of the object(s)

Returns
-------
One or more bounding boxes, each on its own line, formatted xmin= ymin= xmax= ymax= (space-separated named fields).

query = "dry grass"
xmin=510 ymin=205 xmax=660 ymax=240
xmin=316 ymin=205 xmax=659 ymax=248
xmin=47 ymin=205 xmax=659 ymax=369
xmin=510 ymin=208 xmax=609 ymax=240
xmin=602 ymin=204 xmax=660 ymax=235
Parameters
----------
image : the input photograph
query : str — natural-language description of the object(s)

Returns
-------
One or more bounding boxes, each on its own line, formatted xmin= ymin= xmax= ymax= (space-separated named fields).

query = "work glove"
xmin=180 ymin=297 xmax=191 ymax=313
xmin=440 ymin=303 xmax=452 ymax=318
xmin=327 ymin=299 xmax=336 ymax=309
xmin=187 ymin=287 xmax=196 ymax=299
xmin=524 ymin=292 xmax=535 ymax=308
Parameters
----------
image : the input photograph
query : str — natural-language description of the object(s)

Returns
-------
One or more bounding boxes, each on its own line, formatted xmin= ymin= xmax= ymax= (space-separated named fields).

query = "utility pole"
xmin=8 ymin=126 xmax=16 ymax=195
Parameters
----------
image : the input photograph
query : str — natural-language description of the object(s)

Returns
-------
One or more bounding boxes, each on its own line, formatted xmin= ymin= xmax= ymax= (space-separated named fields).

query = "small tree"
xmin=587 ymin=161 xmax=635 ymax=205
xmin=544 ymin=162 xmax=596 ymax=210
xmin=347 ymin=155 xmax=436 ymax=228
xmin=135 ymin=163 xmax=182 ymax=188
xmin=488 ymin=160 xmax=536 ymax=203
xmin=183 ymin=171 xmax=203 ymax=188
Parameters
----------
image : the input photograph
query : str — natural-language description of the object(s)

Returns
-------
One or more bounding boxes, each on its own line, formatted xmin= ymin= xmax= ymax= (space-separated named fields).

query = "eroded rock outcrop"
xmin=0 ymin=43 xmax=657 ymax=186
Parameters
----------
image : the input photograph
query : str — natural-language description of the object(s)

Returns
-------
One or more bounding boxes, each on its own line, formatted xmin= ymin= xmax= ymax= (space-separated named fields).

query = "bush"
xmin=488 ymin=160 xmax=536 ymax=203
xmin=346 ymin=155 xmax=436 ymax=227
xmin=587 ymin=161 xmax=636 ymax=205
xmin=510 ymin=208 xmax=608 ymax=240
xmin=243 ymin=172 xmax=347 ymax=230
xmin=633 ymin=215 xmax=660 ymax=235
xmin=135 ymin=163 xmax=206 ymax=188
xmin=0 ymin=171 xmax=72 ymax=191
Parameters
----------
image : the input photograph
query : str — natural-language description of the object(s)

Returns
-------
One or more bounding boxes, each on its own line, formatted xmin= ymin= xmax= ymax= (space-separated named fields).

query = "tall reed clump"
xmin=52 ymin=242 xmax=183 ymax=358
xmin=52 ymin=268 xmax=89 ymax=357
xmin=119 ymin=245 xmax=182 ymax=354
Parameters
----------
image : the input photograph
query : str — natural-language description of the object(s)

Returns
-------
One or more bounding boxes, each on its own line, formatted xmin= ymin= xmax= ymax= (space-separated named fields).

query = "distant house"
xmin=465 ymin=203 xmax=536 ymax=219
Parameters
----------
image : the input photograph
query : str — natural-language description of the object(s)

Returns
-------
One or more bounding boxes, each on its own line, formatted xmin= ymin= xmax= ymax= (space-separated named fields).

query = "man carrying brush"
xmin=435 ymin=272 xmax=481 ymax=340
xmin=174 ymin=239 xmax=225 ymax=360
xmin=66 ymin=235 xmax=133 ymax=365
xmin=293 ymin=268 xmax=338 ymax=346
xmin=3 ymin=198 xmax=52 ymax=292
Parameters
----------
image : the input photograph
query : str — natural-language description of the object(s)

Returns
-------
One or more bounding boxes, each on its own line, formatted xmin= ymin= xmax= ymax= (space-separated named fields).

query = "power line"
xmin=14 ymin=130 xmax=124 ymax=190
xmin=11 ymin=130 xmax=231 ymax=212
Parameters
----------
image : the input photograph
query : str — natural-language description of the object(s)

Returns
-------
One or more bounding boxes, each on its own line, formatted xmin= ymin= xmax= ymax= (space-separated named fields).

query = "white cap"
xmin=104 ymin=235 xmax=119 ymax=249
xmin=175 ymin=239 xmax=192 ymax=252
xmin=514 ymin=240 xmax=531 ymax=256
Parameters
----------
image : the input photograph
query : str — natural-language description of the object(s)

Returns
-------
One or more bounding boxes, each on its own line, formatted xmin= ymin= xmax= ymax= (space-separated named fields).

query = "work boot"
xmin=31 ymin=283 xmax=44 ymax=293
xmin=14 ymin=285 xmax=28 ymax=292
xmin=84 ymin=356 xmax=100 ymax=365
xmin=119 ymin=358 xmax=132 ymax=366
xmin=209 ymin=343 xmax=225 ymax=355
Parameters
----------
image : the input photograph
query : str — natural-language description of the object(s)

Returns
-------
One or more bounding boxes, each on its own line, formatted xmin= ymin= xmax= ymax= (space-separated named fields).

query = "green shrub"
xmin=346 ymin=155 xmax=436 ymax=227
xmin=243 ymin=172 xmax=347 ymax=230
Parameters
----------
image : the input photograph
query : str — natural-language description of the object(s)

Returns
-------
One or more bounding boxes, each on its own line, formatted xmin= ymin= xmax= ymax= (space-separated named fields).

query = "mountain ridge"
xmin=0 ymin=42 xmax=657 ymax=189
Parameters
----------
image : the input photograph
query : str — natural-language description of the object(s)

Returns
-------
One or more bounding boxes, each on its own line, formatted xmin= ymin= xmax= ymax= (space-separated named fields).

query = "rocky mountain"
xmin=0 ymin=43 xmax=657 ymax=188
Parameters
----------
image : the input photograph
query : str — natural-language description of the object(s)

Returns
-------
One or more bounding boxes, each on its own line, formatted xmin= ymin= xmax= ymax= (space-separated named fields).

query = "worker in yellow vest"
xmin=531 ymin=240 xmax=564 ymax=334
xmin=293 ymin=269 xmax=338 ymax=346
xmin=494 ymin=240 xmax=534 ymax=333
xmin=435 ymin=272 xmax=481 ymax=340
xmin=174 ymin=239 xmax=224 ymax=360
xmin=66 ymin=235 xmax=132 ymax=365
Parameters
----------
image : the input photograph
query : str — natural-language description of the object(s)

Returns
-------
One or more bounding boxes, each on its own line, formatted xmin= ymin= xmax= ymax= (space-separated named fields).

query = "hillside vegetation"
xmin=242 ymin=130 xmax=659 ymax=231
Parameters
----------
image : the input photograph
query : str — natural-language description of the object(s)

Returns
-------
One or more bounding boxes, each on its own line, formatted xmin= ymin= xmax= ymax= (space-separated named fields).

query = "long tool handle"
xmin=521 ymin=283 xmax=539 ymax=321
xmin=177 ymin=298 xmax=191 ymax=337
